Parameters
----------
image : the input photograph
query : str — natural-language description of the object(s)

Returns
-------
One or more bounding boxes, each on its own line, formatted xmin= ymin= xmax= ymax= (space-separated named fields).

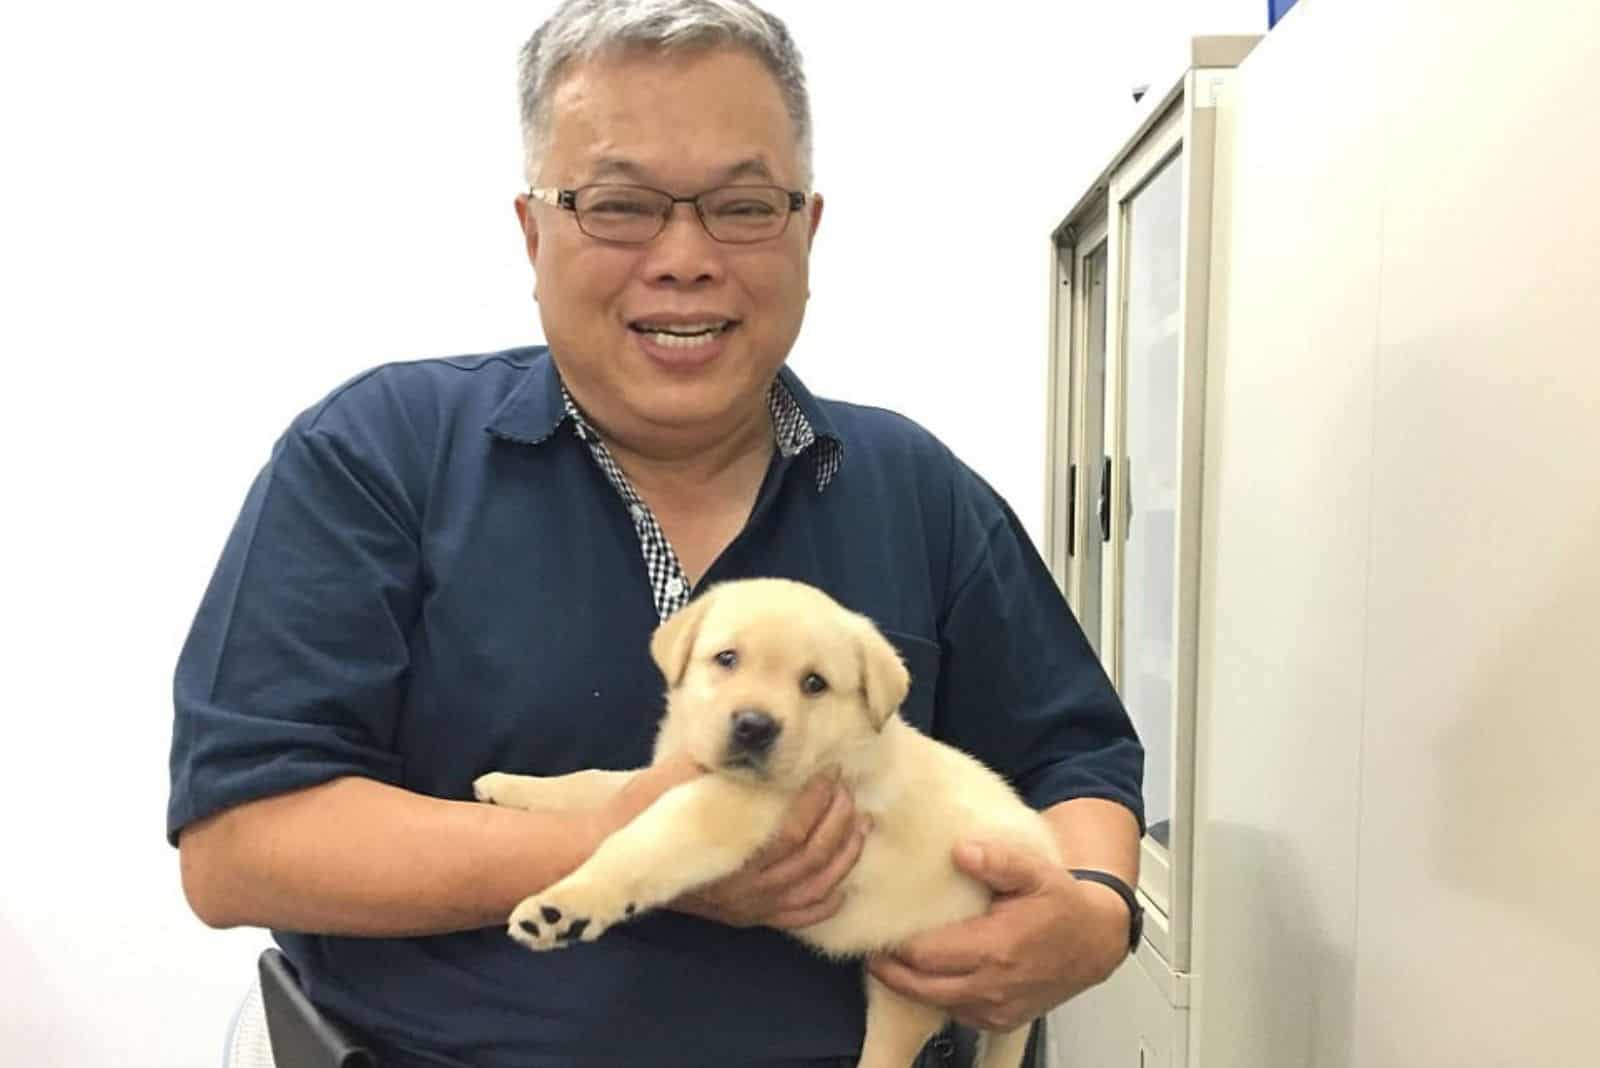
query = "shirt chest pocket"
xmin=880 ymin=629 xmax=942 ymax=733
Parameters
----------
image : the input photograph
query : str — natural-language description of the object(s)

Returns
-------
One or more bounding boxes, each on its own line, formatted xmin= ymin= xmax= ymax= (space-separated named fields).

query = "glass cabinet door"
xmin=1117 ymin=152 xmax=1184 ymax=859
xmin=1079 ymin=241 xmax=1110 ymax=654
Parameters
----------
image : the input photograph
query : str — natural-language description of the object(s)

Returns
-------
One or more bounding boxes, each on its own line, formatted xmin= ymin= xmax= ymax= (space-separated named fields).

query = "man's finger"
xmin=952 ymin=840 xmax=1050 ymax=897
xmin=650 ymin=750 xmax=705 ymax=784
xmin=868 ymin=954 xmax=984 ymax=1009
xmin=603 ymin=753 xmax=704 ymax=831
xmin=884 ymin=922 xmax=992 ymax=977
xmin=752 ymin=784 xmax=856 ymax=891
xmin=769 ymin=888 xmax=846 ymax=929
xmin=772 ymin=820 xmax=865 ymax=910
xmin=753 ymin=773 xmax=838 ymax=864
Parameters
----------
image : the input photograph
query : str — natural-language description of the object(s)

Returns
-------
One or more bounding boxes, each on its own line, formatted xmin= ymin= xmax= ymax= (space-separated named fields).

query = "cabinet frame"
xmin=1046 ymin=62 xmax=1241 ymax=978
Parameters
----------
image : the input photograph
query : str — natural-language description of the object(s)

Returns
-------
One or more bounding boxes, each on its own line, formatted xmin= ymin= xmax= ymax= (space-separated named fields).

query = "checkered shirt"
xmin=562 ymin=379 xmax=841 ymax=621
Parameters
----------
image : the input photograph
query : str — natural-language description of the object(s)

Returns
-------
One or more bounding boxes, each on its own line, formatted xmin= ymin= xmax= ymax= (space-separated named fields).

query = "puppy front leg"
xmin=508 ymin=776 xmax=782 ymax=951
xmin=473 ymin=769 xmax=636 ymax=812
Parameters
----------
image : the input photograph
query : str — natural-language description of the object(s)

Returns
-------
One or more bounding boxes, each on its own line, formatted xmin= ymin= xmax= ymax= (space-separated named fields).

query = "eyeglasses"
xmin=528 ymin=183 xmax=809 ymax=245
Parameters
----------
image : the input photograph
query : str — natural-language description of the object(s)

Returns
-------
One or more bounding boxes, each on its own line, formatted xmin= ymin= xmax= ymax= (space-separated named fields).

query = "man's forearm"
xmin=1044 ymin=797 xmax=1143 ymax=969
xmin=178 ymin=776 xmax=600 ymax=937
xmin=1043 ymin=796 xmax=1141 ymax=883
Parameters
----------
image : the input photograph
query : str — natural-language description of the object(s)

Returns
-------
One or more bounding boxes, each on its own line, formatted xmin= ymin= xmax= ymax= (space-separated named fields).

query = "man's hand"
xmin=590 ymin=751 xmax=707 ymax=840
xmin=671 ymin=771 xmax=868 ymax=929
xmin=867 ymin=841 xmax=1130 ymax=1032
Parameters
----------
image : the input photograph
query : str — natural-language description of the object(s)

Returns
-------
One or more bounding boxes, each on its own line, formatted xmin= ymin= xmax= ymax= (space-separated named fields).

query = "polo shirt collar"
xmin=485 ymin=348 xmax=845 ymax=474
xmin=484 ymin=349 xmax=567 ymax=446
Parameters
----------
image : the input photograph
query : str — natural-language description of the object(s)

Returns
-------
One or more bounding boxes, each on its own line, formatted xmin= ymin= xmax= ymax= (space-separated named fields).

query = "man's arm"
xmin=866 ymin=797 xmax=1142 ymax=1031
xmin=1043 ymin=796 xmax=1143 ymax=970
xmin=178 ymin=757 xmax=703 ymax=937
xmin=1044 ymin=797 xmax=1140 ymax=886
xmin=177 ymin=756 xmax=866 ymax=938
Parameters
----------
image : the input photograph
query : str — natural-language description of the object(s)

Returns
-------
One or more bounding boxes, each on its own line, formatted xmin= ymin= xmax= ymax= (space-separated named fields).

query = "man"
xmin=169 ymin=2 xmax=1144 ymax=1066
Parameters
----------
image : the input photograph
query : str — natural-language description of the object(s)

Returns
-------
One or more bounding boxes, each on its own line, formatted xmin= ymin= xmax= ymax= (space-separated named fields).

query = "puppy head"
xmin=650 ymin=578 xmax=910 ymax=788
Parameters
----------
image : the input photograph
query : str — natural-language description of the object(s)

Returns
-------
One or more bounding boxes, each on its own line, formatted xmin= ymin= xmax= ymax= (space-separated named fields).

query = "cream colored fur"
xmin=474 ymin=577 xmax=1059 ymax=1068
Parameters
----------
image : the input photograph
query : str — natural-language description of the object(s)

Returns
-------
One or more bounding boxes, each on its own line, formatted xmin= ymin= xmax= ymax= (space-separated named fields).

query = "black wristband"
xmin=1069 ymin=868 xmax=1144 ymax=955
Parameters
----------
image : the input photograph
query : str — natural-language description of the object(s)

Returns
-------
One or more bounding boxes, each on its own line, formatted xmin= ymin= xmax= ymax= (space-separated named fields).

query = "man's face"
xmin=516 ymin=47 xmax=823 ymax=453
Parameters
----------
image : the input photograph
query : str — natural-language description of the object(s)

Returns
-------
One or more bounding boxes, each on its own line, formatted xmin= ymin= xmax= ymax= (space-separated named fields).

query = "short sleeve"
xmin=167 ymin=380 xmax=424 ymax=845
xmin=931 ymin=464 xmax=1145 ymax=830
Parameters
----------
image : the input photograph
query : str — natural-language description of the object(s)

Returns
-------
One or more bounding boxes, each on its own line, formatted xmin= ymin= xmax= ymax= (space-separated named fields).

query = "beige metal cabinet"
xmin=1043 ymin=36 xmax=1256 ymax=1066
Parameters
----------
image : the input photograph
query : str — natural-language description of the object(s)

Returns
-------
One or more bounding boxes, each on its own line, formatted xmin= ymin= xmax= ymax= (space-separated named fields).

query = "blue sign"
xmin=1269 ymin=0 xmax=1301 ymax=27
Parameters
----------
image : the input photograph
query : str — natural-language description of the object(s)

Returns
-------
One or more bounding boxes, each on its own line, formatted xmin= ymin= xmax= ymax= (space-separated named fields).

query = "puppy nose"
xmin=730 ymin=709 xmax=780 ymax=752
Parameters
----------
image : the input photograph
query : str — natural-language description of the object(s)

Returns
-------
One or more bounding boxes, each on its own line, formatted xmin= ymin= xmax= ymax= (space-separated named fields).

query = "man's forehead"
xmin=585 ymin=155 xmax=780 ymax=187
xmin=541 ymin=47 xmax=799 ymax=175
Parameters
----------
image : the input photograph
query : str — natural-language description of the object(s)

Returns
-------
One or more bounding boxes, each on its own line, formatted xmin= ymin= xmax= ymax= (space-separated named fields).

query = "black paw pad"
xmin=559 ymin=918 xmax=590 ymax=941
xmin=541 ymin=906 xmax=562 ymax=924
xmin=518 ymin=920 xmax=539 ymax=936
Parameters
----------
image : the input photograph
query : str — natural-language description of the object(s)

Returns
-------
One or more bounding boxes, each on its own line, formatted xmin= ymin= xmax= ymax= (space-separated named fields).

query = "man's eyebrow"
xmin=718 ymin=158 xmax=776 ymax=184
xmin=588 ymin=158 xmax=652 ymax=183
xmin=583 ymin=157 xmax=782 ymax=187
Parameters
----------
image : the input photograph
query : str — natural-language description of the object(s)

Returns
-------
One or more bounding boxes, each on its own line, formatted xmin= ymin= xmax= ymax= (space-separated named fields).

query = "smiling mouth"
xmin=628 ymin=320 xmax=738 ymax=349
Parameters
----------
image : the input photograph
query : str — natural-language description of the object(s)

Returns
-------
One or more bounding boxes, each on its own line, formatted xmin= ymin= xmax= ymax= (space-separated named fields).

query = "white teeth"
xmin=636 ymin=321 xmax=727 ymax=332
xmin=647 ymin=330 xmax=720 ymax=349
xmin=634 ymin=321 xmax=732 ymax=349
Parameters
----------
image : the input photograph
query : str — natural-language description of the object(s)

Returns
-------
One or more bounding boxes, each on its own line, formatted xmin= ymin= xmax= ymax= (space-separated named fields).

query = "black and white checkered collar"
xmin=559 ymin=379 xmax=841 ymax=493
xmin=557 ymin=378 xmax=839 ymax=620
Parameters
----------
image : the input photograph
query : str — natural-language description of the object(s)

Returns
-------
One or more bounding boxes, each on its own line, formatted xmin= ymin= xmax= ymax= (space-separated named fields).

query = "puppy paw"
xmin=507 ymin=878 xmax=639 ymax=952
xmin=472 ymin=772 xmax=514 ymax=805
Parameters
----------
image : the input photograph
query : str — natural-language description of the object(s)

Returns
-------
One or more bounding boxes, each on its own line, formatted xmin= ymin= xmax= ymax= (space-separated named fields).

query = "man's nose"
xmin=645 ymin=204 xmax=724 ymax=284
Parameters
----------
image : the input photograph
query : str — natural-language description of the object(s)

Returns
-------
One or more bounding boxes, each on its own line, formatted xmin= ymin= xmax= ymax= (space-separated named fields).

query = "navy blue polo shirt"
xmin=168 ymin=347 xmax=1142 ymax=1068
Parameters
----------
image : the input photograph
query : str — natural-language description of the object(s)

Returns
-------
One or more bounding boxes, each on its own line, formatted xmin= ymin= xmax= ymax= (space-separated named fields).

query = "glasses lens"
xmin=574 ymin=186 xmax=670 ymax=242
xmin=699 ymin=187 xmax=791 ymax=243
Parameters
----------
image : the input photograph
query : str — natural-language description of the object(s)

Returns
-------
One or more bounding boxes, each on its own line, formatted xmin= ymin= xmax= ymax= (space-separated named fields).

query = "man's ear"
xmin=514 ymin=194 xmax=541 ymax=266
xmin=855 ymin=616 xmax=910 ymax=730
xmin=650 ymin=590 xmax=717 ymax=688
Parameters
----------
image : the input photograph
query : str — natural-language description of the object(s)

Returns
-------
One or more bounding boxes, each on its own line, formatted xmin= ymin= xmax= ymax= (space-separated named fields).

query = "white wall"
xmin=1 ymin=2 xmax=1260 ymax=1065
xmin=1194 ymin=0 xmax=1600 ymax=1065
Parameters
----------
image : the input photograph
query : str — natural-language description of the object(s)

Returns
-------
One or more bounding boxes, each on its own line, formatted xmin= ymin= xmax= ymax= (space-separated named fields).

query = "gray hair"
xmin=518 ymin=0 xmax=813 ymax=186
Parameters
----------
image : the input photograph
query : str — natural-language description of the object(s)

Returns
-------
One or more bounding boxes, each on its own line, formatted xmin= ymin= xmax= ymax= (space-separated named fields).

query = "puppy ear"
xmin=855 ymin=617 xmax=911 ymax=730
xmin=650 ymin=588 xmax=716 ymax=688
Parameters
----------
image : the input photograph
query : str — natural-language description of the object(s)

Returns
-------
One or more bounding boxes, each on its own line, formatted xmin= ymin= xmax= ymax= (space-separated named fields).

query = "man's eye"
xmin=801 ymin=672 xmax=828 ymax=695
xmin=714 ymin=200 xmax=779 ymax=218
xmin=590 ymin=199 xmax=655 ymax=216
xmin=714 ymin=649 xmax=738 ymax=669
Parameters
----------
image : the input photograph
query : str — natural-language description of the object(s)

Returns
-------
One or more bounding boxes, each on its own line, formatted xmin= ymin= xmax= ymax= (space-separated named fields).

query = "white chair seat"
xmin=224 ymin=977 xmax=277 ymax=1068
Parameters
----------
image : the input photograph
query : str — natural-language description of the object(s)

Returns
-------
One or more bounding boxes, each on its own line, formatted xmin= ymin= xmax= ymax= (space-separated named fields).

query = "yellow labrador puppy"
xmin=474 ymin=577 xmax=1058 ymax=1068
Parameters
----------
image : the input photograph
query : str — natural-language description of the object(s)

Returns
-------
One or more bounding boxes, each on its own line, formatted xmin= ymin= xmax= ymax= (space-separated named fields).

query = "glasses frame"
xmin=528 ymin=183 xmax=810 ymax=245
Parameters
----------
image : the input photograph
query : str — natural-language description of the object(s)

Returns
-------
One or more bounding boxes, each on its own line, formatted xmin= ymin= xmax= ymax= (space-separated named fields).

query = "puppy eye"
xmin=801 ymin=672 xmax=829 ymax=696
xmin=714 ymin=649 xmax=738 ymax=669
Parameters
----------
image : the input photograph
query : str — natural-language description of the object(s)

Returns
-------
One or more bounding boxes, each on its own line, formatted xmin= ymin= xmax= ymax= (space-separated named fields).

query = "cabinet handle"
xmin=1067 ymin=463 xmax=1078 ymax=557
xmin=1099 ymin=456 xmax=1113 ymax=542
xmin=1125 ymin=457 xmax=1134 ymax=541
